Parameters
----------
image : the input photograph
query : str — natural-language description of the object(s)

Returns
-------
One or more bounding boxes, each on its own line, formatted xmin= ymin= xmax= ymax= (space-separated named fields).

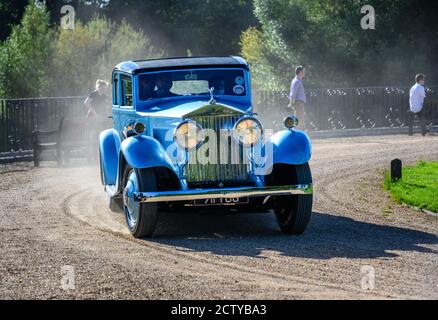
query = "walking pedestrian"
xmin=408 ymin=74 xmax=427 ymax=136
xmin=84 ymin=79 xmax=110 ymax=160
xmin=288 ymin=66 xmax=306 ymax=130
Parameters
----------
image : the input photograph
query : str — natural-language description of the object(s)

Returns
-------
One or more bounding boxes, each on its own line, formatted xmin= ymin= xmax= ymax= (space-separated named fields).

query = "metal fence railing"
xmin=253 ymin=86 xmax=438 ymax=131
xmin=0 ymin=96 xmax=86 ymax=163
xmin=1 ymin=86 xmax=438 ymax=163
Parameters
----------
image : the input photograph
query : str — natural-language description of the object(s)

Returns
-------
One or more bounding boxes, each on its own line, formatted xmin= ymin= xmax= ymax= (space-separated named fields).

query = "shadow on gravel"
xmin=149 ymin=211 xmax=438 ymax=259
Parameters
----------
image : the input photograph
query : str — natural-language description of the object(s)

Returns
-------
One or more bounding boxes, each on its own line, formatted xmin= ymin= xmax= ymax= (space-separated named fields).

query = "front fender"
xmin=269 ymin=129 xmax=312 ymax=165
xmin=99 ymin=129 xmax=120 ymax=186
xmin=120 ymin=135 xmax=178 ymax=173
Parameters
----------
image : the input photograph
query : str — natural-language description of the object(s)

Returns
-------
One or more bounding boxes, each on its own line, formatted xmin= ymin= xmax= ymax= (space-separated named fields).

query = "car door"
xmin=112 ymin=72 xmax=122 ymax=134
xmin=117 ymin=73 xmax=136 ymax=140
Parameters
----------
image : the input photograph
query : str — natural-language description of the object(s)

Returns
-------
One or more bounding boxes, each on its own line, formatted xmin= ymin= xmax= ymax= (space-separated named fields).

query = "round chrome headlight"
xmin=174 ymin=120 xmax=204 ymax=150
xmin=233 ymin=117 xmax=263 ymax=147
xmin=283 ymin=115 xmax=299 ymax=129
xmin=134 ymin=122 xmax=145 ymax=134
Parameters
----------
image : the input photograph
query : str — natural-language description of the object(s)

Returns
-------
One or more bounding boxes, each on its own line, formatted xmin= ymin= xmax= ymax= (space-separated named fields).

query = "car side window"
xmin=112 ymin=73 xmax=119 ymax=105
xmin=121 ymin=75 xmax=133 ymax=107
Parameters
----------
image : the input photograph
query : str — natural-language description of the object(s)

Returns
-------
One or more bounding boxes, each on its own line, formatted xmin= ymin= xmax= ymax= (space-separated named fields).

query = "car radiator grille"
xmin=185 ymin=114 xmax=251 ymax=187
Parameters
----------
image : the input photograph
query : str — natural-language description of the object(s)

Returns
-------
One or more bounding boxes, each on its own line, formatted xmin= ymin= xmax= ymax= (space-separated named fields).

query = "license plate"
xmin=193 ymin=197 xmax=249 ymax=206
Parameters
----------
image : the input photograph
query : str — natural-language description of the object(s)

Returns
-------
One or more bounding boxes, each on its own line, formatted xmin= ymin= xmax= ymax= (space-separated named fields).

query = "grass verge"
xmin=384 ymin=161 xmax=438 ymax=213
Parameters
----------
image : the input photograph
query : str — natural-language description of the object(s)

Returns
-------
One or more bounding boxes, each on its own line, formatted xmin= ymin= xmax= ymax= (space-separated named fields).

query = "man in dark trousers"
xmin=408 ymin=74 xmax=427 ymax=136
xmin=84 ymin=79 xmax=110 ymax=160
xmin=288 ymin=66 xmax=306 ymax=130
xmin=84 ymin=79 xmax=109 ymax=117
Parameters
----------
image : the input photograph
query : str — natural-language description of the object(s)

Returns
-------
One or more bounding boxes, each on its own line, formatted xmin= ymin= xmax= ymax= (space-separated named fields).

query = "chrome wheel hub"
xmin=124 ymin=170 xmax=140 ymax=229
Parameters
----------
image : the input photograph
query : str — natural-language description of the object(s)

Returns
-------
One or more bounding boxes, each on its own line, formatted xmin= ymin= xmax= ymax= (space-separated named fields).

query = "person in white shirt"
xmin=408 ymin=74 xmax=427 ymax=136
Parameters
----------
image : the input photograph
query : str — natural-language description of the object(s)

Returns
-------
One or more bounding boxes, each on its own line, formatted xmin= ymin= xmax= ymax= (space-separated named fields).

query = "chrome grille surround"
xmin=184 ymin=113 xmax=251 ymax=187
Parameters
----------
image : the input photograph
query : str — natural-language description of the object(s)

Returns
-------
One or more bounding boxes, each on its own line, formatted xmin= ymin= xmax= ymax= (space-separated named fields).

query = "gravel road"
xmin=0 ymin=134 xmax=437 ymax=299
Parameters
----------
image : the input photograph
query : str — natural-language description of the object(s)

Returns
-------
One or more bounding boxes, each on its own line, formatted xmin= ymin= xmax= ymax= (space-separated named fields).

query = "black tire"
xmin=267 ymin=163 xmax=313 ymax=234
xmin=123 ymin=165 xmax=158 ymax=238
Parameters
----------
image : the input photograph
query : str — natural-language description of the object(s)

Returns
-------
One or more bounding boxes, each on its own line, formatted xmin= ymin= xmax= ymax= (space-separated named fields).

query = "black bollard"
xmin=391 ymin=159 xmax=402 ymax=182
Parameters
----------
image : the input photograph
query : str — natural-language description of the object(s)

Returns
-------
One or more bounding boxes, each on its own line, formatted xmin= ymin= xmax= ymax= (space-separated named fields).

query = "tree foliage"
xmin=51 ymin=17 xmax=162 ymax=96
xmin=2 ymin=1 xmax=437 ymax=96
xmin=0 ymin=3 xmax=53 ymax=97
xmin=99 ymin=0 xmax=257 ymax=56
xmin=0 ymin=2 xmax=162 ymax=98
xmin=1 ymin=0 xmax=257 ymax=56
xmin=242 ymin=0 xmax=438 ymax=90
xmin=0 ymin=0 xmax=28 ymax=41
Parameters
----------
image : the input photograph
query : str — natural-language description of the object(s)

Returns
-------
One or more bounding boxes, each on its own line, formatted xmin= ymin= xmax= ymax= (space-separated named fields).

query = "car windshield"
xmin=138 ymin=69 xmax=246 ymax=100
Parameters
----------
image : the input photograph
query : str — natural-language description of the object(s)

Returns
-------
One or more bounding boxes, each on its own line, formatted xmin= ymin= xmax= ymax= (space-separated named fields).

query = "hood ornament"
xmin=208 ymin=87 xmax=216 ymax=105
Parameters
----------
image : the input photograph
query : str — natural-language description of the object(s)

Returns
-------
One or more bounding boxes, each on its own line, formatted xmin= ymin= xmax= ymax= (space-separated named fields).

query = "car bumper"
xmin=132 ymin=184 xmax=312 ymax=203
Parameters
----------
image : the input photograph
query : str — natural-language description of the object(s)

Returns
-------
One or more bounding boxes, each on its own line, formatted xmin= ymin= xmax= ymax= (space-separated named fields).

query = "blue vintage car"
xmin=99 ymin=56 xmax=312 ymax=238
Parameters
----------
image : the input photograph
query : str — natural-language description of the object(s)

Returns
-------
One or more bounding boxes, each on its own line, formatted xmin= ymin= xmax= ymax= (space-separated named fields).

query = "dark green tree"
xmin=0 ymin=2 xmax=53 ymax=97
xmin=1 ymin=1 xmax=257 ymax=57
xmin=242 ymin=0 xmax=438 ymax=89
xmin=45 ymin=0 xmax=106 ymax=25
xmin=50 ymin=17 xmax=162 ymax=96
xmin=101 ymin=0 xmax=257 ymax=56
xmin=0 ymin=0 xmax=28 ymax=41
xmin=0 ymin=2 xmax=162 ymax=98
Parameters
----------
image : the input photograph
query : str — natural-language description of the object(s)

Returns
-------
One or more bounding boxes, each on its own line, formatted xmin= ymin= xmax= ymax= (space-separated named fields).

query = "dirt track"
xmin=0 ymin=134 xmax=437 ymax=299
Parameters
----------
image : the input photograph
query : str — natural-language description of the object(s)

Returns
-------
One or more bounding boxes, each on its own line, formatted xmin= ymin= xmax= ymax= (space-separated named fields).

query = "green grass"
xmin=384 ymin=161 xmax=438 ymax=212
xmin=384 ymin=161 xmax=438 ymax=213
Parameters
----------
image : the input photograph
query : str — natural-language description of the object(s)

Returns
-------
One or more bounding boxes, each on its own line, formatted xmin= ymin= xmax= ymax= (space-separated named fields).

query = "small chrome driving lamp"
xmin=283 ymin=116 xmax=299 ymax=129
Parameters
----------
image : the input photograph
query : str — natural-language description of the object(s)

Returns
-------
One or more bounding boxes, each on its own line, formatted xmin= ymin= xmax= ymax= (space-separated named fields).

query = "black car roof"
xmin=114 ymin=56 xmax=249 ymax=74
